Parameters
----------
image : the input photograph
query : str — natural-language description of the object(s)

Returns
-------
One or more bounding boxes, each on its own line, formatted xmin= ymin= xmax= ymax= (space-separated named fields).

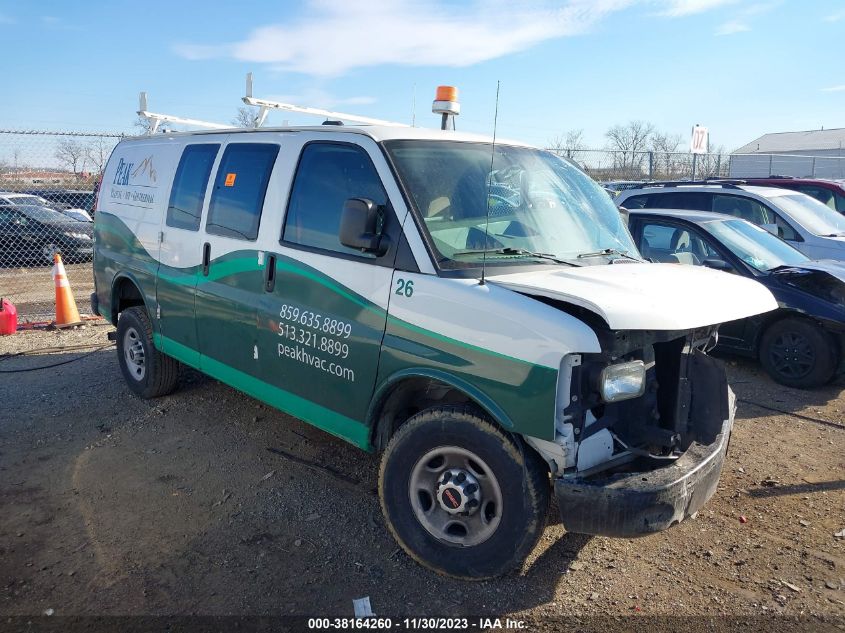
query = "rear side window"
xmin=621 ymin=194 xmax=649 ymax=209
xmin=646 ymin=192 xmax=711 ymax=210
xmin=206 ymin=143 xmax=279 ymax=240
xmin=796 ymin=185 xmax=840 ymax=211
xmin=282 ymin=143 xmax=387 ymax=257
xmin=711 ymin=194 xmax=798 ymax=241
xmin=167 ymin=144 xmax=219 ymax=231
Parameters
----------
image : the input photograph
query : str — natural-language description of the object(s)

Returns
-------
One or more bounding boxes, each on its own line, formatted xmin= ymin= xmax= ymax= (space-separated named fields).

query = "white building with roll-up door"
xmin=730 ymin=128 xmax=845 ymax=179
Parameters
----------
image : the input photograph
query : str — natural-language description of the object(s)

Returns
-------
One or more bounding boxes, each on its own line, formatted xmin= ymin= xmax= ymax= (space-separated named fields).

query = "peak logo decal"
xmin=131 ymin=156 xmax=157 ymax=184
xmin=110 ymin=155 xmax=158 ymax=209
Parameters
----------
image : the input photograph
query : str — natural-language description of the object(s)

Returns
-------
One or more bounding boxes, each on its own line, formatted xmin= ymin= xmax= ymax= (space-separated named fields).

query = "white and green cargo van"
xmin=92 ymin=123 xmax=776 ymax=579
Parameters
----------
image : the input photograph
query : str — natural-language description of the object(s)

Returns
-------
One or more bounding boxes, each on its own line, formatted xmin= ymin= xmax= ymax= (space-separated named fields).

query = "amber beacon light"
xmin=432 ymin=86 xmax=460 ymax=130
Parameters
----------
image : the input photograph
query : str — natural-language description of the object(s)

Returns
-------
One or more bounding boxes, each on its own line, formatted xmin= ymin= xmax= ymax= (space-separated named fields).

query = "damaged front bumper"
xmin=554 ymin=389 xmax=735 ymax=537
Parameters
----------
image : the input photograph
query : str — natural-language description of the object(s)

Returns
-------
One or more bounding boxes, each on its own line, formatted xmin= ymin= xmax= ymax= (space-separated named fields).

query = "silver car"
xmin=616 ymin=183 xmax=845 ymax=261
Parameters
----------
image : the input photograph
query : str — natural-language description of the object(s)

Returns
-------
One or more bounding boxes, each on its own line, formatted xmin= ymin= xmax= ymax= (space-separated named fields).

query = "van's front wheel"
xmin=379 ymin=407 xmax=549 ymax=579
xmin=116 ymin=306 xmax=179 ymax=398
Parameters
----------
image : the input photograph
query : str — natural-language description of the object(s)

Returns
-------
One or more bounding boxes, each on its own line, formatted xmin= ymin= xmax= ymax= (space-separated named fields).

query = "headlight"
xmin=599 ymin=360 xmax=646 ymax=403
xmin=66 ymin=232 xmax=92 ymax=240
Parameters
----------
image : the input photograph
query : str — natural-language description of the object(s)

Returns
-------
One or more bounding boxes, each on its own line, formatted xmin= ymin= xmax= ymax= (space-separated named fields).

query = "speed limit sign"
xmin=690 ymin=125 xmax=709 ymax=154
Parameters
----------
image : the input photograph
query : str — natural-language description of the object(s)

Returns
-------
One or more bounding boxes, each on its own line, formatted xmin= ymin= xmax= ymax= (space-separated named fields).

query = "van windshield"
xmin=385 ymin=141 xmax=639 ymax=267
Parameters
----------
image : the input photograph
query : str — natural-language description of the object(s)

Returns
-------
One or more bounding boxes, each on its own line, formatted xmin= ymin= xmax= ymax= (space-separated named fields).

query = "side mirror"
xmin=760 ymin=223 xmax=778 ymax=236
xmin=702 ymin=258 xmax=732 ymax=271
xmin=339 ymin=198 xmax=388 ymax=255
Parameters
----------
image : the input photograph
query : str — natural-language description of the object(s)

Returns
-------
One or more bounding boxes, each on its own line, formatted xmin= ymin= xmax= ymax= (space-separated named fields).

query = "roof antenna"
xmin=480 ymin=81 xmax=500 ymax=286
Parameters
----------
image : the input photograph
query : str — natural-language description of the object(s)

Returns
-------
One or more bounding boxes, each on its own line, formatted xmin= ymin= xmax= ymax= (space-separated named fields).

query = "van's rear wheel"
xmin=116 ymin=306 xmax=179 ymax=398
xmin=379 ymin=407 xmax=549 ymax=579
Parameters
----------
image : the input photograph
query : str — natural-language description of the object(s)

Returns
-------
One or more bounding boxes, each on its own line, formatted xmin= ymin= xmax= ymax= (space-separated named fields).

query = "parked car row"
xmin=0 ymin=204 xmax=94 ymax=266
xmin=627 ymin=208 xmax=845 ymax=388
xmin=0 ymin=189 xmax=95 ymax=222
xmin=0 ymin=188 xmax=96 ymax=266
xmin=609 ymin=179 xmax=845 ymax=389
xmin=616 ymin=182 xmax=845 ymax=260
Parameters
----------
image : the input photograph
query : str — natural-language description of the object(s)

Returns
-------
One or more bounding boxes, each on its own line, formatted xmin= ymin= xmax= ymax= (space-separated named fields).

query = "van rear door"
xmin=157 ymin=141 xmax=222 ymax=363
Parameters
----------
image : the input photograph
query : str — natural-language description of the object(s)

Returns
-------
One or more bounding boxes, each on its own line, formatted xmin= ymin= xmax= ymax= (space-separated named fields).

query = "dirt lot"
xmin=0 ymin=325 xmax=843 ymax=629
xmin=0 ymin=262 xmax=94 ymax=323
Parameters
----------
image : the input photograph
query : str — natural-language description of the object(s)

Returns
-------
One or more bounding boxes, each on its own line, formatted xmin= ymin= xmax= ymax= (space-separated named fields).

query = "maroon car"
xmin=741 ymin=177 xmax=845 ymax=214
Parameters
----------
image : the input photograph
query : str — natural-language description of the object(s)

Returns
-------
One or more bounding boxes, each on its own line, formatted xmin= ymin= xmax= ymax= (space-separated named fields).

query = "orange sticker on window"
xmin=224 ymin=173 xmax=237 ymax=187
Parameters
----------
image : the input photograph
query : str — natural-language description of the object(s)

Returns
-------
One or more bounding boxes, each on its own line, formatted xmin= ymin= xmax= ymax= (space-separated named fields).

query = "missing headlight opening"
xmin=563 ymin=325 xmax=725 ymax=477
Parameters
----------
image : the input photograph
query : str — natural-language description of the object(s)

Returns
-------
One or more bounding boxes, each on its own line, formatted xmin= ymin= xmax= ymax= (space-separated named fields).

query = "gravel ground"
xmin=0 ymin=325 xmax=843 ymax=629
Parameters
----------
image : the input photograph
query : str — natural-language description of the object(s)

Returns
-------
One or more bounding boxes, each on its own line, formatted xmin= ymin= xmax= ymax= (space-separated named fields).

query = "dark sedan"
xmin=0 ymin=204 xmax=94 ymax=266
xmin=628 ymin=208 xmax=845 ymax=388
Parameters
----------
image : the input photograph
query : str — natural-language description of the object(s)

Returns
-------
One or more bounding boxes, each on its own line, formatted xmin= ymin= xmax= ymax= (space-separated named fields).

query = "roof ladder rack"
xmin=242 ymin=73 xmax=409 ymax=128
xmin=137 ymin=92 xmax=230 ymax=135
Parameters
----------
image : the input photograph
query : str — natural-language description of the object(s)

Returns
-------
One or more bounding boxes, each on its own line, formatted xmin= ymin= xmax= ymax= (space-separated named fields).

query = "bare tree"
xmin=133 ymin=115 xmax=153 ymax=134
xmin=547 ymin=129 xmax=585 ymax=156
xmin=605 ymin=121 xmax=655 ymax=153
xmin=564 ymin=129 xmax=585 ymax=152
xmin=232 ymin=106 xmax=257 ymax=128
xmin=86 ymin=137 xmax=114 ymax=175
xmin=605 ymin=121 xmax=655 ymax=177
xmin=650 ymin=132 xmax=684 ymax=178
xmin=55 ymin=138 xmax=86 ymax=175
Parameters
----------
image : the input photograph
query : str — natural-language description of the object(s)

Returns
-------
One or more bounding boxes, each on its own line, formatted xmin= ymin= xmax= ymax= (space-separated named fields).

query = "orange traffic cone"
xmin=52 ymin=253 xmax=82 ymax=327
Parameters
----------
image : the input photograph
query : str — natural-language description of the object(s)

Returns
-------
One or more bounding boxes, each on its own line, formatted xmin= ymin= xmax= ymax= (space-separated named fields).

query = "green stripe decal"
xmin=153 ymin=332 xmax=372 ymax=450
xmin=387 ymin=315 xmax=542 ymax=369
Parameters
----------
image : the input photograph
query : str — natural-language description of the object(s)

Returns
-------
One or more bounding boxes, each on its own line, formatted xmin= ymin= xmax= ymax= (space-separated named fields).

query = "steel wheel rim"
xmin=769 ymin=331 xmax=814 ymax=379
xmin=408 ymin=446 xmax=503 ymax=547
xmin=43 ymin=243 xmax=57 ymax=262
xmin=123 ymin=326 xmax=146 ymax=381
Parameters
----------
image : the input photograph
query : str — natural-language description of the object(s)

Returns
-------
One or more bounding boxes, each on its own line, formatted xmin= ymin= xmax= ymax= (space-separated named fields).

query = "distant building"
xmin=0 ymin=170 xmax=73 ymax=185
xmin=730 ymin=128 xmax=845 ymax=179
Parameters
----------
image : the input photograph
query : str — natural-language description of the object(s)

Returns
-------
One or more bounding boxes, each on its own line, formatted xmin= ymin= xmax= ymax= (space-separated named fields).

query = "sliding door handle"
xmin=202 ymin=242 xmax=211 ymax=276
xmin=264 ymin=254 xmax=277 ymax=292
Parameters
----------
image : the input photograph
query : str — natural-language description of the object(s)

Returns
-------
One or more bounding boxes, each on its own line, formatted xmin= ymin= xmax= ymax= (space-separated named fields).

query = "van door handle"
xmin=202 ymin=242 xmax=210 ymax=276
xmin=264 ymin=254 xmax=277 ymax=292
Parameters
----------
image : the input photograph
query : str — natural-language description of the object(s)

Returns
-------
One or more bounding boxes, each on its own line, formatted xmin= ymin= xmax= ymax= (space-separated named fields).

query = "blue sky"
xmin=0 ymin=0 xmax=843 ymax=151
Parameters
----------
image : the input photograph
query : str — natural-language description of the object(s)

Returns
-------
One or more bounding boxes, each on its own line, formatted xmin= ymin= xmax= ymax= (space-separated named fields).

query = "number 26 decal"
xmin=395 ymin=278 xmax=414 ymax=297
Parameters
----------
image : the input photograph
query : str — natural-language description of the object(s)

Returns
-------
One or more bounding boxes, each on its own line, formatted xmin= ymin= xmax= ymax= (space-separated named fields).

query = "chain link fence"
xmin=548 ymin=148 xmax=733 ymax=182
xmin=0 ymin=130 xmax=123 ymax=323
xmin=549 ymin=148 xmax=845 ymax=182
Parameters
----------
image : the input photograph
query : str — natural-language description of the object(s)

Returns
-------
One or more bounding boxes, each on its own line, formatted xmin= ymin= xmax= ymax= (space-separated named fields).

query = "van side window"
xmin=206 ymin=143 xmax=280 ymax=241
xmin=283 ymin=143 xmax=387 ymax=257
xmin=167 ymin=144 xmax=220 ymax=231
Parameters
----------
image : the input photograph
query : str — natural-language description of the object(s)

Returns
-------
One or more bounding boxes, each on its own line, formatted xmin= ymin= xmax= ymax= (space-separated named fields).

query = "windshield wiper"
xmin=452 ymin=247 xmax=579 ymax=266
xmin=576 ymin=248 xmax=642 ymax=262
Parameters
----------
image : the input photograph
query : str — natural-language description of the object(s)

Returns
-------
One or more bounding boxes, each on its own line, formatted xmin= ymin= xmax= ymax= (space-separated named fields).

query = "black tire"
xmin=116 ymin=306 xmax=179 ymax=398
xmin=759 ymin=317 xmax=837 ymax=389
xmin=379 ymin=406 xmax=550 ymax=579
